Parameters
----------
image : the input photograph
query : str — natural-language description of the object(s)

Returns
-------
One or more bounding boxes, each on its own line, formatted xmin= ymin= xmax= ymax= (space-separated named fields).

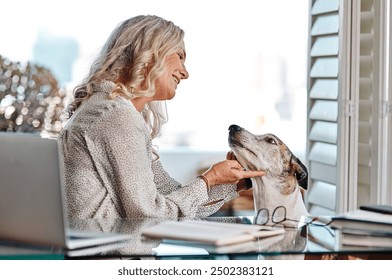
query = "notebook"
xmin=0 ymin=133 xmax=130 ymax=255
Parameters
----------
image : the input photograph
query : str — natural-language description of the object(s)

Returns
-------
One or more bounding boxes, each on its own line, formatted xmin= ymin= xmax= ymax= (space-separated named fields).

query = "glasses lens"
xmin=255 ymin=209 xmax=269 ymax=225
xmin=272 ymin=206 xmax=286 ymax=223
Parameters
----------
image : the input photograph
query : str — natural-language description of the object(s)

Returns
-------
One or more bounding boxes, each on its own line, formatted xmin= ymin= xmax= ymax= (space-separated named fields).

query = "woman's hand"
xmin=202 ymin=152 xmax=265 ymax=187
xmin=226 ymin=151 xmax=256 ymax=192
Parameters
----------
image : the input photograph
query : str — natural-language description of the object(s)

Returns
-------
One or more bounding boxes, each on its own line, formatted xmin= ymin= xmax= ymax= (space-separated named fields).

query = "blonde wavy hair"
xmin=64 ymin=15 xmax=185 ymax=139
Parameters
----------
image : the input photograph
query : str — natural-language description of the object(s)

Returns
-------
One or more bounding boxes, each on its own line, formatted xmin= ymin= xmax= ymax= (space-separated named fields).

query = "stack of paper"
xmin=329 ymin=205 xmax=392 ymax=248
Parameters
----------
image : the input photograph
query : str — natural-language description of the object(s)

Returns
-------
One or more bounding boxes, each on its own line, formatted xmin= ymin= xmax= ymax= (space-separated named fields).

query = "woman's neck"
xmin=131 ymin=96 xmax=152 ymax=112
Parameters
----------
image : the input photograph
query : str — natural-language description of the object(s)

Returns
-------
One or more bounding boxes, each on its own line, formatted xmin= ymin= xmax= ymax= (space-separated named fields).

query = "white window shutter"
xmin=387 ymin=0 xmax=392 ymax=205
xmin=307 ymin=0 xmax=343 ymax=216
xmin=343 ymin=0 xmax=391 ymax=209
xmin=307 ymin=0 xmax=392 ymax=215
xmin=356 ymin=0 xmax=392 ymax=205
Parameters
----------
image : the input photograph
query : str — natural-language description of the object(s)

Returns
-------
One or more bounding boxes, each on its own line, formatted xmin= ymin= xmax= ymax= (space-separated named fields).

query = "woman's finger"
xmin=227 ymin=159 xmax=244 ymax=170
xmin=241 ymin=170 xmax=265 ymax=178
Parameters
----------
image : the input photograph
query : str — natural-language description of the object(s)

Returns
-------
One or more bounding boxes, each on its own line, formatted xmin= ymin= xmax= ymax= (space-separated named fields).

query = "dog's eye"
xmin=266 ymin=137 xmax=277 ymax=145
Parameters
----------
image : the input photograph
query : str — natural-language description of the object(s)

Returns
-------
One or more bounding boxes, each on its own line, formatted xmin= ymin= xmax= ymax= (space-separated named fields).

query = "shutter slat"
xmin=361 ymin=0 xmax=373 ymax=12
xmin=309 ymin=142 xmax=337 ymax=166
xmin=307 ymin=181 xmax=336 ymax=210
xmin=358 ymin=121 xmax=371 ymax=143
xmin=360 ymin=11 xmax=374 ymax=34
xmin=311 ymin=14 xmax=339 ymax=36
xmin=309 ymin=121 xmax=337 ymax=144
xmin=311 ymin=0 xmax=339 ymax=15
xmin=309 ymin=79 xmax=338 ymax=99
xmin=358 ymin=143 xmax=371 ymax=166
xmin=309 ymin=162 xmax=336 ymax=184
xmin=358 ymin=184 xmax=371 ymax=206
xmin=358 ymin=100 xmax=372 ymax=121
xmin=309 ymin=100 xmax=338 ymax=121
xmin=360 ymin=33 xmax=373 ymax=55
xmin=358 ymin=165 xmax=371 ymax=185
xmin=360 ymin=55 xmax=373 ymax=77
xmin=310 ymin=57 xmax=339 ymax=77
xmin=310 ymin=36 xmax=339 ymax=57
xmin=359 ymin=77 xmax=372 ymax=99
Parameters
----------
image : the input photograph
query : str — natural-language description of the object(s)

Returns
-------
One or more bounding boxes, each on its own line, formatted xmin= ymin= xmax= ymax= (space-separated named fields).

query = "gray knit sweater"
xmin=57 ymin=82 xmax=238 ymax=220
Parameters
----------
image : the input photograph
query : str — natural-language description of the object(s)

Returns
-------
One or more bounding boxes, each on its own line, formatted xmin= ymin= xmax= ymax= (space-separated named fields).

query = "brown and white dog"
xmin=228 ymin=124 xmax=309 ymax=225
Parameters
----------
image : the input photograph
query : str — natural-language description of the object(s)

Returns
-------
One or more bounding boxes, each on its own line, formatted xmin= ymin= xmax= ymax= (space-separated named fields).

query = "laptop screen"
xmin=0 ymin=133 xmax=67 ymax=247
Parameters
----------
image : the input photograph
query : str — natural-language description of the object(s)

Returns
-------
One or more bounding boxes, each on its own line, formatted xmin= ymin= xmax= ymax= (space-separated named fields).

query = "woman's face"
xmin=154 ymin=49 xmax=189 ymax=100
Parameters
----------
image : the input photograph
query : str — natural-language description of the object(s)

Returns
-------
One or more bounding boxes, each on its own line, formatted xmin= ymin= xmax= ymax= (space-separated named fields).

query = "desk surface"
xmin=1 ymin=216 xmax=392 ymax=260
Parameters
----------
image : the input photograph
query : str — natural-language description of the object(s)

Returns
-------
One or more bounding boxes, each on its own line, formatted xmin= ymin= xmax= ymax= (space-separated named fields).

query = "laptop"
xmin=0 ymin=133 xmax=130 ymax=255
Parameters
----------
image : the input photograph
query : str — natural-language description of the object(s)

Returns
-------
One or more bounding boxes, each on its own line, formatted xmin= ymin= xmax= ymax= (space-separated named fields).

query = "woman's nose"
xmin=180 ymin=66 xmax=189 ymax=79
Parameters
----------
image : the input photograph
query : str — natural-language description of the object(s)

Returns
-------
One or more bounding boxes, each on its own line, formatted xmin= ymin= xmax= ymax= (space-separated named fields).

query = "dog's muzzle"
xmin=228 ymin=124 xmax=242 ymax=135
xmin=228 ymin=124 xmax=242 ymax=146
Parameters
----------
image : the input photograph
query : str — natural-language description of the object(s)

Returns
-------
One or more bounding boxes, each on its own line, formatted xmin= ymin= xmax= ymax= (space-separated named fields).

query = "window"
xmin=0 ymin=0 xmax=309 ymax=159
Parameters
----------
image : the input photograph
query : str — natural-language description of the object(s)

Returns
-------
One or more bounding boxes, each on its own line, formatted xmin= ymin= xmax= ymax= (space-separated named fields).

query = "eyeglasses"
xmin=255 ymin=206 xmax=297 ymax=225
xmin=255 ymin=206 xmax=335 ymax=236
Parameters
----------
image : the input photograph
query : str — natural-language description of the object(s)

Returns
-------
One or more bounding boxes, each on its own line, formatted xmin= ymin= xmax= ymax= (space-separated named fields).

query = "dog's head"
xmin=228 ymin=124 xmax=308 ymax=190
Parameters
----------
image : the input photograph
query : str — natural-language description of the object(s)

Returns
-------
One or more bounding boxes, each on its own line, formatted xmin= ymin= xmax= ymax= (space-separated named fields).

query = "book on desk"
xmin=339 ymin=230 xmax=392 ymax=248
xmin=329 ymin=204 xmax=392 ymax=248
xmin=141 ymin=219 xmax=285 ymax=247
xmin=329 ymin=205 xmax=392 ymax=234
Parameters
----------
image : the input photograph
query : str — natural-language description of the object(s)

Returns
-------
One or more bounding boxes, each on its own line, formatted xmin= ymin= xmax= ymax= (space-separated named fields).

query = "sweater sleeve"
xmin=86 ymin=104 xmax=210 ymax=219
xmin=151 ymin=158 xmax=239 ymax=217
xmin=151 ymin=159 xmax=181 ymax=195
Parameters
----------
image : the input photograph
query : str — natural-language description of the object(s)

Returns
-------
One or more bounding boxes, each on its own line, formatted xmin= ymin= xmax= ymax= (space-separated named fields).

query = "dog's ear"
xmin=292 ymin=156 xmax=308 ymax=190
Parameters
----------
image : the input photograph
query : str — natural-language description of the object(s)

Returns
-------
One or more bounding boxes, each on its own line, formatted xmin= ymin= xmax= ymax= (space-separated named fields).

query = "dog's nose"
xmin=228 ymin=124 xmax=242 ymax=133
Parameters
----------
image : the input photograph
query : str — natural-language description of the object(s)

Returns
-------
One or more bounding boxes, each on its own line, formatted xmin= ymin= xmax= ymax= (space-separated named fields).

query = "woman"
xmin=58 ymin=15 xmax=264 ymax=219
